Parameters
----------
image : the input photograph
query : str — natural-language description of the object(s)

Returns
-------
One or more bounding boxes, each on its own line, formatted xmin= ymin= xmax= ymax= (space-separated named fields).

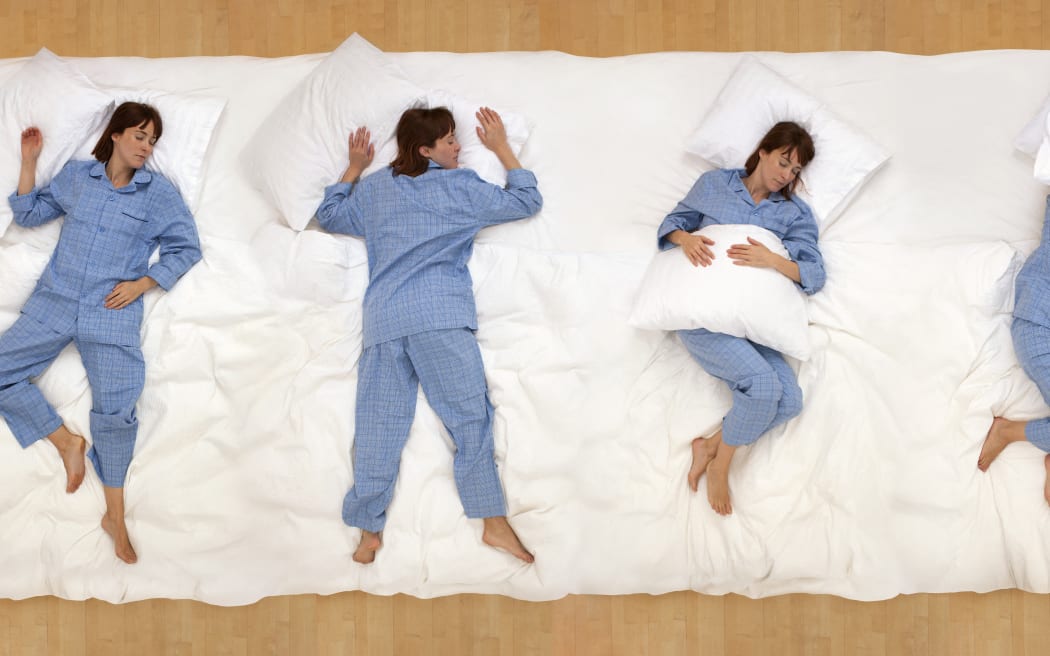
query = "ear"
xmin=418 ymin=145 xmax=431 ymax=159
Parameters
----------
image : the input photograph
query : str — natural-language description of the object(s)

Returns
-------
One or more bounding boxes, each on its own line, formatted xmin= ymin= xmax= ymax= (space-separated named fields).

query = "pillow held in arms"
xmin=629 ymin=223 xmax=812 ymax=361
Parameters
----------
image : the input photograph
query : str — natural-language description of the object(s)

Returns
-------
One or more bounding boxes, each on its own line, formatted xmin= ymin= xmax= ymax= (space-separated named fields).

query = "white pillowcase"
xmin=1031 ymin=111 xmax=1050 ymax=186
xmin=1016 ymin=93 xmax=1050 ymax=157
xmin=685 ymin=57 xmax=889 ymax=226
xmin=75 ymin=89 xmax=227 ymax=212
xmin=628 ymin=224 xmax=812 ymax=361
xmin=0 ymin=48 xmax=113 ymax=236
xmin=245 ymin=33 xmax=425 ymax=231
xmin=370 ymin=90 xmax=532 ymax=187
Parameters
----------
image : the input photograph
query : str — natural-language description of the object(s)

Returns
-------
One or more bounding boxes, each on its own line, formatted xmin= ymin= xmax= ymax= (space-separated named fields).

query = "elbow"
xmin=523 ymin=189 xmax=543 ymax=214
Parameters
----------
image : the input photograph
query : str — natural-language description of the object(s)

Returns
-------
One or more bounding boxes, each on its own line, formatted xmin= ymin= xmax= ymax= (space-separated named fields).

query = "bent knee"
xmin=778 ymin=383 xmax=804 ymax=420
xmin=738 ymin=371 xmax=783 ymax=405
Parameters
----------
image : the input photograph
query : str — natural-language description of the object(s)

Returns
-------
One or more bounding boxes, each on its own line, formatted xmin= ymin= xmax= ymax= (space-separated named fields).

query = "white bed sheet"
xmin=1 ymin=48 xmax=1049 ymax=603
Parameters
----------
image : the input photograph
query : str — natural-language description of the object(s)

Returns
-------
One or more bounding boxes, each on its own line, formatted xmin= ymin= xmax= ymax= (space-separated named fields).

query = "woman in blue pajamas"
xmin=2 ymin=103 xmax=202 ymax=563
xmin=656 ymin=122 xmax=825 ymax=516
xmin=315 ymin=107 xmax=542 ymax=564
xmin=980 ymin=195 xmax=1050 ymax=504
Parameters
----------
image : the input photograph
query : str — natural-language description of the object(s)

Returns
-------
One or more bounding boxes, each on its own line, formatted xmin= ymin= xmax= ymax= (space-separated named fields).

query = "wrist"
xmin=341 ymin=166 xmax=363 ymax=183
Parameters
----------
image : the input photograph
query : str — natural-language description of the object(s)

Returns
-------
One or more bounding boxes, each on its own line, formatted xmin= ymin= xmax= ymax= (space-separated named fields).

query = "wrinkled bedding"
xmin=1 ymin=48 xmax=1049 ymax=603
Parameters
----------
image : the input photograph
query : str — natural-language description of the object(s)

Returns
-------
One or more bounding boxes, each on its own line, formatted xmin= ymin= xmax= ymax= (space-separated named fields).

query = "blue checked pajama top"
xmin=656 ymin=168 xmax=826 ymax=295
xmin=8 ymin=160 xmax=202 ymax=346
xmin=316 ymin=163 xmax=543 ymax=347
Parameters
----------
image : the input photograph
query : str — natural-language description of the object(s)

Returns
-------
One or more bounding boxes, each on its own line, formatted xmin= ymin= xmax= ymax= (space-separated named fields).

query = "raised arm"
xmin=476 ymin=107 xmax=523 ymax=171
xmin=317 ymin=127 xmax=373 ymax=237
xmin=9 ymin=128 xmax=67 ymax=228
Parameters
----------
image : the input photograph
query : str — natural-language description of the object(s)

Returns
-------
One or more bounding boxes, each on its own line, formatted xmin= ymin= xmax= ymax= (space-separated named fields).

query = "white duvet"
xmin=1 ymin=48 xmax=1049 ymax=604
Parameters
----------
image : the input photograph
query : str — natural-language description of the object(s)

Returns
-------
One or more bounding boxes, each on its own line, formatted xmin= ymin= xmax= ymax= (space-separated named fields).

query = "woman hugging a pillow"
xmin=657 ymin=121 xmax=825 ymax=516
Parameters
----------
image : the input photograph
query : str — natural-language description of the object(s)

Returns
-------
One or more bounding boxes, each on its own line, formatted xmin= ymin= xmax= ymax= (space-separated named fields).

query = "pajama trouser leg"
xmin=0 ymin=314 xmax=71 ymax=448
xmin=407 ymin=329 xmax=506 ymax=519
xmin=677 ymin=328 xmax=787 ymax=447
xmin=76 ymin=340 xmax=145 ymax=488
xmin=342 ymin=339 xmax=419 ymax=533
xmin=1011 ymin=317 xmax=1050 ymax=452
xmin=753 ymin=341 xmax=804 ymax=432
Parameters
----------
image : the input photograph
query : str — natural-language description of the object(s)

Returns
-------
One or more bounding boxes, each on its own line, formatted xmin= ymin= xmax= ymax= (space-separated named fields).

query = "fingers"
xmin=475 ymin=106 xmax=503 ymax=127
xmin=349 ymin=127 xmax=371 ymax=149
xmin=104 ymin=283 xmax=138 ymax=309
xmin=688 ymin=244 xmax=713 ymax=267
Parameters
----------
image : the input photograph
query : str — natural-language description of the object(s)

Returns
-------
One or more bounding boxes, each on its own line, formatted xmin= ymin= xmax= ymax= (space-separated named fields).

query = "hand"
xmin=679 ymin=233 xmax=716 ymax=267
xmin=104 ymin=278 xmax=155 ymax=310
xmin=341 ymin=126 xmax=374 ymax=183
xmin=475 ymin=107 xmax=509 ymax=154
xmin=727 ymin=237 xmax=778 ymax=268
xmin=348 ymin=126 xmax=375 ymax=170
xmin=20 ymin=127 xmax=43 ymax=164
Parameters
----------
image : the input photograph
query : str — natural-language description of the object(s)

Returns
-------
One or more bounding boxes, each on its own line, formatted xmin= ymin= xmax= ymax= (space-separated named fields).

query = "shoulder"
xmin=142 ymin=169 xmax=181 ymax=199
xmin=695 ymin=168 xmax=735 ymax=191
xmin=443 ymin=167 xmax=487 ymax=184
xmin=61 ymin=159 xmax=96 ymax=179
xmin=785 ymin=193 xmax=815 ymax=221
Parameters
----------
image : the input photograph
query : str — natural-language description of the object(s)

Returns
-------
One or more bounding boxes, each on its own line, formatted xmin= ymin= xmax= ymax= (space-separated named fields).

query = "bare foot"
xmin=353 ymin=530 xmax=382 ymax=564
xmin=1044 ymin=455 xmax=1050 ymax=507
xmin=706 ymin=442 xmax=737 ymax=516
xmin=101 ymin=514 xmax=138 ymax=564
xmin=46 ymin=425 xmax=86 ymax=493
xmin=978 ymin=417 xmax=1027 ymax=472
xmin=688 ymin=429 xmax=722 ymax=492
xmin=482 ymin=516 xmax=534 ymax=563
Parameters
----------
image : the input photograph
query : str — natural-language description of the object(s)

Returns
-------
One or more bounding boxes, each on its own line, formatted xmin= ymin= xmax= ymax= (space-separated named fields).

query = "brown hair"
xmin=391 ymin=107 xmax=456 ymax=177
xmin=743 ymin=121 xmax=815 ymax=199
xmin=91 ymin=102 xmax=163 ymax=163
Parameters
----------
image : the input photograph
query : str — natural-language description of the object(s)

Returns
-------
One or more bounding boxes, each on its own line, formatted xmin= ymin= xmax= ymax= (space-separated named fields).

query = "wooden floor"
xmin=2 ymin=590 xmax=1050 ymax=655
xmin=3 ymin=0 xmax=1050 ymax=654
xmin=1 ymin=0 xmax=1050 ymax=58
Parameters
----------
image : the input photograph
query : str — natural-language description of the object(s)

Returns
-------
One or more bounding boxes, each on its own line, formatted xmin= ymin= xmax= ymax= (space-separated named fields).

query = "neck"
xmin=743 ymin=173 xmax=769 ymax=204
xmin=105 ymin=160 xmax=133 ymax=188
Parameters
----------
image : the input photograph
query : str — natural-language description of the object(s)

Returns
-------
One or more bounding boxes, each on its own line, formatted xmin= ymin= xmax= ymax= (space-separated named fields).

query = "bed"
xmin=1 ymin=39 xmax=1048 ymax=604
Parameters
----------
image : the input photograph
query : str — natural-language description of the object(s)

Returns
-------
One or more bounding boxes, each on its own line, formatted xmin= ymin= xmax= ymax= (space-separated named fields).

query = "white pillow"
xmin=370 ymin=90 xmax=532 ymax=186
xmin=245 ymin=33 xmax=425 ymax=230
xmin=0 ymin=48 xmax=113 ymax=236
xmin=75 ymin=89 xmax=226 ymax=212
xmin=1031 ymin=110 xmax=1050 ymax=186
xmin=685 ymin=57 xmax=889 ymax=226
xmin=628 ymin=224 xmax=812 ymax=361
xmin=1016 ymin=93 xmax=1050 ymax=157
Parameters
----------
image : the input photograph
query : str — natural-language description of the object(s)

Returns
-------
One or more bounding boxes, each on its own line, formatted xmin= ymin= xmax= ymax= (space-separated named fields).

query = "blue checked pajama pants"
xmin=678 ymin=328 xmax=803 ymax=447
xmin=1011 ymin=317 xmax=1050 ymax=451
xmin=343 ymin=328 xmax=506 ymax=532
xmin=0 ymin=313 xmax=144 ymax=487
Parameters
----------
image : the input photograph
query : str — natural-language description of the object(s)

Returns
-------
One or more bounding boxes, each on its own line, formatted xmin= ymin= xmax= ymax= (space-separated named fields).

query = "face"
xmin=419 ymin=130 xmax=460 ymax=169
xmin=111 ymin=121 xmax=157 ymax=169
xmin=755 ymin=146 xmax=803 ymax=194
